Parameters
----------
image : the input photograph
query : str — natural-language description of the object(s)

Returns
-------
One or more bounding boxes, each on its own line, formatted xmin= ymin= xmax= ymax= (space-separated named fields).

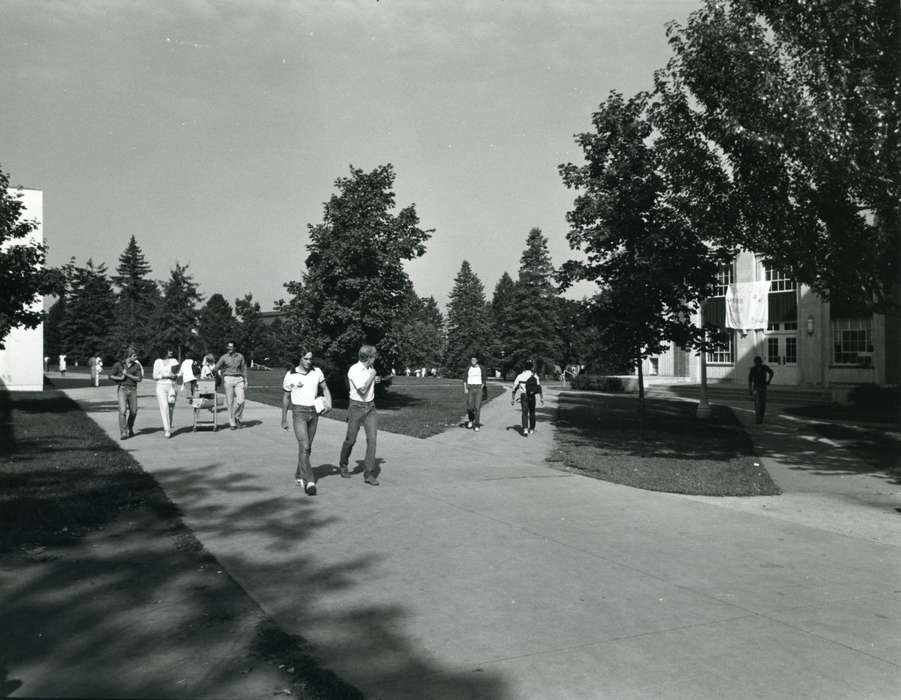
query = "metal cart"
xmin=192 ymin=378 xmax=220 ymax=431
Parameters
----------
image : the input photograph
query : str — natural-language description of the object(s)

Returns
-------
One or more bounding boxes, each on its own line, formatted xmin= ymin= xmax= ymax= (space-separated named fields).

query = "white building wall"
xmin=0 ymin=188 xmax=44 ymax=391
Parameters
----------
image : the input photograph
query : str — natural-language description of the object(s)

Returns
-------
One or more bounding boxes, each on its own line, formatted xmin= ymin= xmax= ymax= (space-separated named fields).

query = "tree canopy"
xmin=444 ymin=260 xmax=492 ymax=374
xmin=111 ymin=236 xmax=160 ymax=356
xmin=284 ymin=164 xmax=432 ymax=379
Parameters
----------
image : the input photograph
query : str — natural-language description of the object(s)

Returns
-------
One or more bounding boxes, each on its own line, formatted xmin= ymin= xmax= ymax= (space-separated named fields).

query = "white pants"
xmin=156 ymin=380 xmax=176 ymax=433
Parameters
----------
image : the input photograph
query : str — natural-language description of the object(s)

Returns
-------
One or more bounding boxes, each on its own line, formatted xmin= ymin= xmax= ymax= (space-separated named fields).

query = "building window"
xmin=767 ymin=337 xmax=779 ymax=364
xmin=713 ymin=264 xmax=734 ymax=297
xmin=832 ymin=318 xmax=873 ymax=365
xmin=649 ymin=357 xmax=659 ymax=376
xmin=765 ymin=267 xmax=796 ymax=292
xmin=785 ymin=336 xmax=797 ymax=364
xmin=707 ymin=330 xmax=735 ymax=364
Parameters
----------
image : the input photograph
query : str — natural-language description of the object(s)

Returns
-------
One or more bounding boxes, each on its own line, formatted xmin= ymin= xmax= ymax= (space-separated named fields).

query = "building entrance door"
xmin=764 ymin=323 xmax=799 ymax=385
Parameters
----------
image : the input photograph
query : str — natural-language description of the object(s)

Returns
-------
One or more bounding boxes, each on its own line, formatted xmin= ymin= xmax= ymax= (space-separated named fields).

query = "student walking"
xmin=213 ymin=341 xmax=247 ymax=430
xmin=338 ymin=345 xmax=381 ymax=486
xmin=511 ymin=361 xmax=544 ymax=436
xmin=108 ymin=347 xmax=143 ymax=439
xmin=281 ymin=348 xmax=332 ymax=496
xmin=179 ymin=357 xmax=197 ymax=403
xmin=748 ymin=355 xmax=775 ymax=424
xmin=152 ymin=349 xmax=179 ymax=438
xmin=463 ymin=355 xmax=489 ymax=431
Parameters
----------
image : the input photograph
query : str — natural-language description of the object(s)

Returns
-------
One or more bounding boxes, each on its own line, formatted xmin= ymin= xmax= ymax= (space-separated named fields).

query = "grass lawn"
xmin=548 ymin=392 xmax=780 ymax=497
xmin=247 ymin=371 xmax=506 ymax=438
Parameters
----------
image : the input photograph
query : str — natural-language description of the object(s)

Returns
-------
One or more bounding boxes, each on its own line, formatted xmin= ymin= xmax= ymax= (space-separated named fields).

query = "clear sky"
xmin=2 ymin=0 xmax=700 ymax=310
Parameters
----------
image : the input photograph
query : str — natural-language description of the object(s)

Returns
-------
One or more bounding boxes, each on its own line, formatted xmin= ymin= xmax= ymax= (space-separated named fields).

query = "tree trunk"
xmin=637 ymin=349 xmax=646 ymax=419
xmin=697 ymin=341 xmax=711 ymax=419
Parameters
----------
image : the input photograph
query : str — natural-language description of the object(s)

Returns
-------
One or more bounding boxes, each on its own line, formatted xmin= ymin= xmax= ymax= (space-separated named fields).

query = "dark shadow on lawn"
xmin=1 ymin=390 xmax=508 ymax=699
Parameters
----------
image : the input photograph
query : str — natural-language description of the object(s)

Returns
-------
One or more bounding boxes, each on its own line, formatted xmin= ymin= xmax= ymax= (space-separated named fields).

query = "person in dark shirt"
xmin=108 ymin=346 xmax=144 ymax=439
xmin=748 ymin=355 xmax=775 ymax=424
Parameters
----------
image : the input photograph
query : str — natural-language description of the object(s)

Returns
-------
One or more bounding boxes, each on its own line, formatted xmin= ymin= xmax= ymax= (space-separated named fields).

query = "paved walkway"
xmin=64 ymin=383 xmax=901 ymax=699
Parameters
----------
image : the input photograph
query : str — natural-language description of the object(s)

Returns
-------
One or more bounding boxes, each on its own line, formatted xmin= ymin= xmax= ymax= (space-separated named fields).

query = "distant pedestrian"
xmin=463 ymin=355 xmax=489 ymax=431
xmin=88 ymin=354 xmax=97 ymax=385
xmin=94 ymin=356 xmax=103 ymax=387
xmin=213 ymin=341 xmax=247 ymax=430
xmin=200 ymin=353 xmax=216 ymax=380
xmin=152 ymin=349 xmax=179 ymax=438
xmin=179 ymin=357 xmax=197 ymax=402
xmin=511 ymin=361 xmax=544 ymax=437
xmin=58 ymin=354 xmax=67 ymax=377
xmin=338 ymin=345 xmax=381 ymax=485
xmin=748 ymin=355 xmax=775 ymax=424
xmin=281 ymin=348 xmax=332 ymax=495
xmin=108 ymin=346 xmax=143 ymax=439
xmin=44 ymin=356 xmax=50 ymax=373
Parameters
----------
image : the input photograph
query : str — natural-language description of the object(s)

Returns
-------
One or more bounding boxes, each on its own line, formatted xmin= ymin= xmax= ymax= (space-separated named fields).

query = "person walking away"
xmin=179 ymin=356 xmax=198 ymax=403
xmin=463 ymin=355 xmax=489 ymax=431
xmin=213 ymin=341 xmax=247 ymax=430
xmin=511 ymin=361 xmax=544 ymax=436
xmin=108 ymin=347 xmax=143 ymax=439
xmin=58 ymin=354 xmax=67 ymax=377
xmin=94 ymin=356 xmax=103 ymax=387
xmin=88 ymin=354 xmax=98 ymax=386
xmin=153 ymin=349 xmax=179 ymax=438
xmin=748 ymin=355 xmax=775 ymax=424
xmin=281 ymin=349 xmax=332 ymax=495
xmin=338 ymin=345 xmax=381 ymax=485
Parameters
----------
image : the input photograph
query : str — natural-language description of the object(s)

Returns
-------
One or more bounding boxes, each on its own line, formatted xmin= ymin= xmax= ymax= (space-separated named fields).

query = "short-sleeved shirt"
xmin=180 ymin=359 xmax=196 ymax=382
xmin=109 ymin=360 xmax=143 ymax=389
xmin=513 ymin=370 xmax=540 ymax=396
xmin=749 ymin=364 xmax=772 ymax=390
xmin=466 ymin=365 xmax=484 ymax=386
xmin=214 ymin=351 xmax=246 ymax=377
xmin=347 ymin=362 xmax=375 ymax=402
xmin=283 ymin=367 xmax=326 ymax=407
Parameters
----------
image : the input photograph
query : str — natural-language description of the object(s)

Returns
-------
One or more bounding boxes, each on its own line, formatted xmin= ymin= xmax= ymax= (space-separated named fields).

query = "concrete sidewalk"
xmin=65 ymin=383 xmax=901 ymax=699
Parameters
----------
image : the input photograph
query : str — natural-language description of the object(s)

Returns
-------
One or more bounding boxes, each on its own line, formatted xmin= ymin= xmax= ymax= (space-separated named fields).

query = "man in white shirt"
xmin=282 ymin=349 xmax=332 ymax=496
xmin=338 ymin=345 xmax=381 ymax=485
xmin=463 ymin=356 xmax=488 ymax=431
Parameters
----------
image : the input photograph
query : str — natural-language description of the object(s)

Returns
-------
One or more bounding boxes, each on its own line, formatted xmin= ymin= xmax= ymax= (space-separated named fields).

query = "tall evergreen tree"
xmin=197 ymin=293 xmax=236 ymax=357
xmin=489 ymin=272 xmax=518 ymax=378
xmin=152 ymin=263 xmax=203 ymax=360
xmin=61 ymin=259 xmax=117 ymax=363
xmin=111 ymin=235 xmax=160 ymax=358
xmin=284 ymin=164 xmax=432 ymax=382
xmin=505 ymin=228 xmax=561 ymax=374
xmin=444 ymin=260 xmax=492 ymax=374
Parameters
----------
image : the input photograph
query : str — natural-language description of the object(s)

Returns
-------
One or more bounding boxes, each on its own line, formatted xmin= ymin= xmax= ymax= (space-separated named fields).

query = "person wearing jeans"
xmin=108 ymin=347 xmax=143 ymax=439
xmin=748 ymin=355 xmax=775 ymax=424
xmin=281 ymin=349 xmax=331 ymax=496
xmin=511 ymin=361 xmax=544 ymax=437
xmin=339 ymin=345 xmax=381 ymax=485
xmin=463 ymin=355 xmax=489 ymax=431
xmin=213 ymin=341 xmax=247 ymax=429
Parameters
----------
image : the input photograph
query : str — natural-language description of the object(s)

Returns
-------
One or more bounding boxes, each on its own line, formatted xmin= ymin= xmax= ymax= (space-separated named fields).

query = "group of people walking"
xmin=462 ymin=355 xmax=544 ymax=436
xmin=107 ymin=343 xmax=248 ymax=440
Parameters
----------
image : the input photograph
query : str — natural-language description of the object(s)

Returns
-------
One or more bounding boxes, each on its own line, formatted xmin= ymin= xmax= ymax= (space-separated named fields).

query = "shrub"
xmin=569 ymin=374 xmax=626 ymax=393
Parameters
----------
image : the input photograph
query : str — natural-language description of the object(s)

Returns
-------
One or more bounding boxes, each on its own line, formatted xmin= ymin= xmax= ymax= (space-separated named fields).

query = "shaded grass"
xmin=248 ymin=372 xmax=506 ymax=438
xmin=549 ymin=392 xmax=780 ymax=496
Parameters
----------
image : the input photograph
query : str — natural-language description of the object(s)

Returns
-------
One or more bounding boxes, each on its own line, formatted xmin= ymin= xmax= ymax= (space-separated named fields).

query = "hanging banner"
xmin=725 ymin=280 xmax=770 ymax=330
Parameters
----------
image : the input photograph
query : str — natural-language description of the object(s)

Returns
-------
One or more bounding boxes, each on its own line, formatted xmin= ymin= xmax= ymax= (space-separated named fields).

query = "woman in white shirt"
xmin=281 ymin=348 xmax=332 ymax=496
xmin=179 ymin=357 xmax=197 ymax=403
xmin=152 ymin=349 xmax=179 ymax=438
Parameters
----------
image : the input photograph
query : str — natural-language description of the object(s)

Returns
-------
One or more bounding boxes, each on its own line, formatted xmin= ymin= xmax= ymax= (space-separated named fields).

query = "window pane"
xmin=767 ymin=337 xmax=780 ymax=364
xmin=785 ymin=337 xmax=797 ymax=364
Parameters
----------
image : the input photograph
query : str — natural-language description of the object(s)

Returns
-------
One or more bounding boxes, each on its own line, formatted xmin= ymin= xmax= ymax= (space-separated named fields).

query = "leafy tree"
xmin=235 ymin=293 xmax=267 ymax=366
xmin=61 ymin=259 xmax=117 ymax=363
xmin=43 ymin=296 xmax=66 ymax=361
xmin=111 ymin=235 xmax=160 ymax=358
xmin=284 ymin=164 xmax=432 ymax=383
xmin=197 ymin=293 xmax=236 ymax=357
xmin=151 ymin=263 xmax=203 ymax=360
xmin=0 ymin=168 xmax=61 ymax=349
xmin=504 ymin=228 xmax=561 ymax=375
xmin=663 ymin=0 xmax=901 ymax=310
xmin=488 ymin=272 xmax=518 ymax=378
xmin=444 ymin=260 xmax=492 ymax=375
xmin=560 ymin=91 xmax=729 ymax=413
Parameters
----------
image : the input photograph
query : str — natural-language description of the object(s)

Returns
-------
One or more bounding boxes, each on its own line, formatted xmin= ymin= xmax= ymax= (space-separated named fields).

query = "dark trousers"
xmin=753 ymin=388 xmax=767 ymax=423
xmin=291 ymin=406 xmax=319 ymax=482
xmin=466 ymin=384 xmax=483 ymax=425
xmin=520 ymin=394 xmax=537 ymax=431
xmin=117 ymin=385 xmax=138 ymax=436
xmin=339 ymin=401 xmax=378 ymax=478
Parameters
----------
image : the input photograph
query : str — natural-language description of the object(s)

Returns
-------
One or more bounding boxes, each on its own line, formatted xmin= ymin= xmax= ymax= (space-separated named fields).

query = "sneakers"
xmin=466 ymin=421 xmax=473 ymax=429
xmin=305 ymin=481 xmax=317 ymax=496
xmin=296 ymin=478 xmax=306 ymax=489
xmin=364 ymin=476 xmax=380 ymax=486
xmin=338 ymin=467 xmax=352 ymax=479
xmin=164 ymin=431 xmax=171 ymax=439
xmin=474 ymin=426 xmax=480 ymax=432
